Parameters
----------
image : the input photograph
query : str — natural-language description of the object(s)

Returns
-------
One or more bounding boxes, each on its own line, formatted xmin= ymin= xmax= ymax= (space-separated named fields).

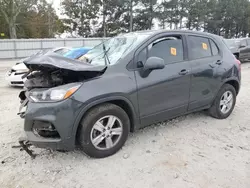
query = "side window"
xmin=210 ymin=39 xmax=219 ymax=56
xmin=137 ymin=36 xmax=184 ymax=65
xmin=188 ymin=36 xmax=212 ymax=59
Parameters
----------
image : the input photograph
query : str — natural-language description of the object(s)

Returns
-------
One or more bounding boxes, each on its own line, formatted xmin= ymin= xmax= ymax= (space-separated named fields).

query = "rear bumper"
xmin=23 ymin=98 xmax=85 ymax=151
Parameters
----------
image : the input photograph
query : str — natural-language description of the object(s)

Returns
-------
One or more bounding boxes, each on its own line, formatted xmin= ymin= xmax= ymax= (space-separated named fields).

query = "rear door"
xmin=187 ymin=35 xmax=222 ymax=111
xmin=134 ymin=34 xmax=192 ymax=126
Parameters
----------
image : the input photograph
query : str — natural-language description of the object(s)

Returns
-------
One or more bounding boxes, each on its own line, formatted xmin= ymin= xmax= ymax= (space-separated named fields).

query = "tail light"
xmin=234 ymin=55 xmax=241 ymax=71
xmin=235 ymin=59 xmax=241 ymax=71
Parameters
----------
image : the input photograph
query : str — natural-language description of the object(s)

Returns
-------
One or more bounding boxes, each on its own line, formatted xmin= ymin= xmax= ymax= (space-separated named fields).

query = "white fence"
xmin=0 ymin=38 xmax=104 ymax=59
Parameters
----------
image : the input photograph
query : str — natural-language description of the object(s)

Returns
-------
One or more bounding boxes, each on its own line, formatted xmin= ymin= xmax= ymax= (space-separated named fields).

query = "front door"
xmin=134 ymin=34 xmax=191 ymax=127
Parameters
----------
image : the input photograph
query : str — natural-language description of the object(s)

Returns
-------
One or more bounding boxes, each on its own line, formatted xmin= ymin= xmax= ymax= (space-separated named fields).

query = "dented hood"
xmin=23 ymin=52 xmax=107 ymax=72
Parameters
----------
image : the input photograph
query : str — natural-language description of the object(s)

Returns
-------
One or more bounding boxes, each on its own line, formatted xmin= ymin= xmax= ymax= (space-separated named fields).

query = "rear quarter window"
xmin=188 ymin=36 xmax=212 ymax=59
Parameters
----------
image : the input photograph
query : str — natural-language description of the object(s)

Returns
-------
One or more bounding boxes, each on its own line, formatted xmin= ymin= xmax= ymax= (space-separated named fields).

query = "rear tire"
xmin=208 ymin=84 xmax=236 ymax=119
xmin=77 ymin=103 xmax=130 ymax=158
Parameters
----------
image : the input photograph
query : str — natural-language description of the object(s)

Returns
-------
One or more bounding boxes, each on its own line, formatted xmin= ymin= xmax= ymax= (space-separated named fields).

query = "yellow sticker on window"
xmin=170 ymin=47 xmax=177 ymax=56
xmin=202 ymin=43 xmax=208 ymax=50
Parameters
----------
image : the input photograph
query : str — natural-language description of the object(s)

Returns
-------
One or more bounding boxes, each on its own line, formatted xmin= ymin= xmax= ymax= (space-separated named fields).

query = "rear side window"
xmin=188 ymin=36 xmax=212 ymax=59
xmin=210 ymin=39 xmax=219 ymax=55
xmin=137 ymin=35 xmax=184 ymax=65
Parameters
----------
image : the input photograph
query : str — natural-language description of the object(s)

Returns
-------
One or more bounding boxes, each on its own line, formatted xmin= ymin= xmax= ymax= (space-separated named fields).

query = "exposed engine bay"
xmin=23 ymin=69 xmax=103 ymax=90
xmin=21 ymin=52 xmax=107 ymax=90
xmin=18 ymin=52 xmax=107 ymax=107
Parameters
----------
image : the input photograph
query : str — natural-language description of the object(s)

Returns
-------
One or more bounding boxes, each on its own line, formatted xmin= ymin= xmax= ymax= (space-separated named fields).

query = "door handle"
xmin=179 ymin=69 xmax=189 ymax=75
xmin=216 ymin=60 xmax=223 ymax=65
xmin=210 ymin=60 xmax=223 ymax=68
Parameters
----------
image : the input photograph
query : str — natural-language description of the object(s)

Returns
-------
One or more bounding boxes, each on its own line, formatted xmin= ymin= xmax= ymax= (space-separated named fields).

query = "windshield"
xmin=79 ymin=33 xmax=150 ymax=65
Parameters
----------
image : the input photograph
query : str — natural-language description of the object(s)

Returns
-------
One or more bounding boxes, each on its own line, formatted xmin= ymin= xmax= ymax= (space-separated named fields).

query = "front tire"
xmin=77 ymin=103 xmax=130 ymax=158
xmin=208 ymin=84 xmax=236 ymax=119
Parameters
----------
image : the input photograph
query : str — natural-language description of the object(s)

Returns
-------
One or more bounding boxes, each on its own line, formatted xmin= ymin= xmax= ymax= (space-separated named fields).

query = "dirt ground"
xmin=0 ymin=60 xmax=249 ymax=188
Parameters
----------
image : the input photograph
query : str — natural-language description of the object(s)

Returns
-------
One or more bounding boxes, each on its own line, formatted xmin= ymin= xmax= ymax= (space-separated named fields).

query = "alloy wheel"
xmin=220 ymin=91 xmax=234 ymax=114
xmin=90 ymin=115 xmax=123 ymax=150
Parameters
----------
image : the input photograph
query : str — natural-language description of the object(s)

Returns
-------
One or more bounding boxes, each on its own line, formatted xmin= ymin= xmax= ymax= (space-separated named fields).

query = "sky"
xmin=47 ymin=0 xmax=63 ymax=18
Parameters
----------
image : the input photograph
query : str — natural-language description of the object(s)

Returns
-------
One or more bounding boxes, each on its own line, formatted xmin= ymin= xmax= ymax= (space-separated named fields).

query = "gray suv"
xmin=224 ymin=38 xmax=250 ymax=62
xmin=19 ymin=30 xmax=241 ymax=158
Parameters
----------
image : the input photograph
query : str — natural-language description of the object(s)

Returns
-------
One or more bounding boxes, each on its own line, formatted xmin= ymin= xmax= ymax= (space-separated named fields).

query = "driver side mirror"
xmin=143 ymin=57 xmax=165 ymax=71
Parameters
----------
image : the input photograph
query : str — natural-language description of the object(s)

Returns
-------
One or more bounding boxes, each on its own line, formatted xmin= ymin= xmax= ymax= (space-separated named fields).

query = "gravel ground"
xmin=0 ymin=60 xmax=249 ymax=188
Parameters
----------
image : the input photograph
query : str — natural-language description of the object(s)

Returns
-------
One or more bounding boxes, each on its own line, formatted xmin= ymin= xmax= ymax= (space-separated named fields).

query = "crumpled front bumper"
xmin=20 ymin=96 xmax=85 ymax=151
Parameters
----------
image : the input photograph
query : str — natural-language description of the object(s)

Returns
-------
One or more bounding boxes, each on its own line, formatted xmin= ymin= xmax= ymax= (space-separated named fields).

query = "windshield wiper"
xmin=102 ymin=43 xmax=111 ymax=65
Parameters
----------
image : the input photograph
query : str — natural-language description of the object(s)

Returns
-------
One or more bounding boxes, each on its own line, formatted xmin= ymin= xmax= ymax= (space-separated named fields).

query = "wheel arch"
xmin=211 ymin=78 xmax=240 ymax=107
xmin=224 ymin=79 xmax=240 ymax=95
xmin=72 ymin=96 xmax=139 ymax=144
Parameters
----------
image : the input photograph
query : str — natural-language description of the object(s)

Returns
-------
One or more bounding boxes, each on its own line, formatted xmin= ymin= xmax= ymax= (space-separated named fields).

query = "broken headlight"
xmin=29 ymin=83 xmax=81 ymax=102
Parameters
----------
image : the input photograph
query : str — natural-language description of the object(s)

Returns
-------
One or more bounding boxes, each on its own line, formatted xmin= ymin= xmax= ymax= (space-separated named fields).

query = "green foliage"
xmin=1 ymin=0 xmax=250 ymax=38
xmin=0 ymin=0 xmax=38 ymax=38
xmin=0 ymin=10 xmax=9 ymax=38
xmin=0 ymin=0 xmax=65 ymax=38
xmin=62 ymin=0 xmax=101 ymax=37
xmin=16 ymin=0 xmax=65 ymax=38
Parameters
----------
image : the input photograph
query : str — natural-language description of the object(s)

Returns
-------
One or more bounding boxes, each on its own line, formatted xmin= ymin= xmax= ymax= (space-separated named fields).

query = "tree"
xmin=0 ymin=0 xmax=37 ymax=38
xmin=129 ymin=0 xmax=133 ymax=32
xmin=0 ymin=9 xmax=9 ymax=38
xmin=157 ymin=0 xmax=187 ymax=29
xmin=62 ymin=0 xmax=101 ymax=37
xmin=100 ymin=0 xmax=127 ymax=37
xmin=89 ymin=0 xmax=135 ymax=37
xmin=132 ymin=0 xmax=159 ymax=30
xmin=3 ymin=0 xmax=250 ymax=39
xmin=12 ymin=0 xmax=65 ymax=38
